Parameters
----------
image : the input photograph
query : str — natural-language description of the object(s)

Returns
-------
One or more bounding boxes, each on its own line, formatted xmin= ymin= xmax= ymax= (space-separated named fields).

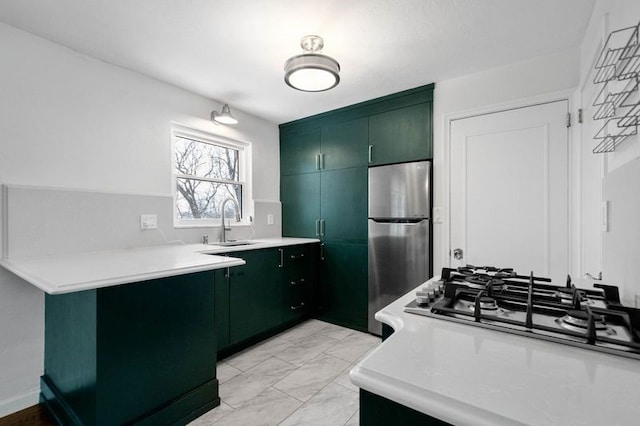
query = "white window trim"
xmin=170 ymin=123 xmax=252 ymax=228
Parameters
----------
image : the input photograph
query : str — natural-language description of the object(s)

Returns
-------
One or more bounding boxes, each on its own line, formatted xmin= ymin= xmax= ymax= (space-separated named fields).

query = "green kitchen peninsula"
xmin=0 ymin=245 xmax=245 ymax=425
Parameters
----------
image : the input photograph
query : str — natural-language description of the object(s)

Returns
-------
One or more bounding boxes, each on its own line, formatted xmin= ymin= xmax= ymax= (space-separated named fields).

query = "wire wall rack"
xmin=592 ymin=20 xmax=640 ymax=154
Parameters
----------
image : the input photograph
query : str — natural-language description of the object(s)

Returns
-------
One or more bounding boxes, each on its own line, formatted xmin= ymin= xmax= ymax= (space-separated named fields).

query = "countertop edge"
xmin=196 ymin=237 xmax=321 ymax=254
xmin=0 ymin=256 xmax=245 ymax=294
xmin=349 ymin=364 xmax=524 ymax=426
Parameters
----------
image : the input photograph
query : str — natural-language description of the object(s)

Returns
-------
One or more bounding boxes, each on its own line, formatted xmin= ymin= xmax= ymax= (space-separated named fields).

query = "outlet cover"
xmin=140 ymin=214 xmax=158 ymax=230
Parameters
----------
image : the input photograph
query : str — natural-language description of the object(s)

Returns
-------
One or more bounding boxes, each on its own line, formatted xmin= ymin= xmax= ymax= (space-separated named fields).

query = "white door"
xmin=449 ymin=100 xmax=569 ymax=283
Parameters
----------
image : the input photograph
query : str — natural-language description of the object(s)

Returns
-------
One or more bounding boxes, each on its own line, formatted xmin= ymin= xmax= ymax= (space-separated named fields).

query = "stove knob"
xmin=416 ymin=295 xmax=430 ymax=305
xmin=427 ymin=289 xmax=436 ymax=301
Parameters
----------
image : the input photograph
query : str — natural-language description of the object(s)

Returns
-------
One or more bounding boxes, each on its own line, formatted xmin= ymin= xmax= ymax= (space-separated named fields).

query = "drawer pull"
xmin=290 ymin=278 xmax=305 ymax=286
xmin=290 ymin=253 xmax=305 ymax=260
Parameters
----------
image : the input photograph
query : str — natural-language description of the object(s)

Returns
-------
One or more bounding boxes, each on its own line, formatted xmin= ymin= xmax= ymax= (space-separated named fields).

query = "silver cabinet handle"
xmin=315 ymin=154 xmax=320 ymax=170
xmin=320 ymin=153 xmax=325 ymax=170
xmin=320 ymin=219 xmax=325 ymax=236
xmin=320 ymin=243 xmax=324 ymax=260
xmin=278 ymin=248 xmax=284 ymax=268
xmin=368 ymin=145 xmax=373 ymax=163
xmin=290 ymin=278 xmax=305 ymax=286
xmin=315 ymin=219 xmax=320 ymax=236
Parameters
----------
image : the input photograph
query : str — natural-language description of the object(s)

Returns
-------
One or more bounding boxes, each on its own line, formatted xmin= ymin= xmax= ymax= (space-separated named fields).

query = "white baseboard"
xmin=0 ymin=389 xmax=39 ymax=418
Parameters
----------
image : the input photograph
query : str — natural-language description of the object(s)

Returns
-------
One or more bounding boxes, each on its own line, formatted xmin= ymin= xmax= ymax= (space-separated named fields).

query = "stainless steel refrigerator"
xmin=368 ymin=161 xmax=431 ymax=335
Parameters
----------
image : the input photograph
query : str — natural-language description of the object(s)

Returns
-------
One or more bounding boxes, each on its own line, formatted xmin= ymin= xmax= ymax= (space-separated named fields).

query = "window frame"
xmin=171 ymin=123 xmax=251 ymax=228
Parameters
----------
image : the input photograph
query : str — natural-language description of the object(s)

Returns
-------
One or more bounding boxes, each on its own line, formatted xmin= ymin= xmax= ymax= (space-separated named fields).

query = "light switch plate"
xmin=140 ymin=214 xmax=158 ymax=230
xmin=267 ymin=214 xmax=274 ymax=225
xmin=433 ymin=207 xmax=443 ymax=224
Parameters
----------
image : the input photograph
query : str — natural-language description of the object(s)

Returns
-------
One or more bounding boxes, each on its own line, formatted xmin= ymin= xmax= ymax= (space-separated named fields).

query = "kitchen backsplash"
xmin=0 ymin=184 xmax=281 ymax=259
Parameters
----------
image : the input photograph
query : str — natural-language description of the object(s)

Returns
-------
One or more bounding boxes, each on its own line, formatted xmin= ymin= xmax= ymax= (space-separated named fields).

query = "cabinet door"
xmin=318 ymin=242 xmax=368 ymax=331
xmin=280 ymin=128 xmax=321 ymax=175
xmin=321 ymin=118 xmax=368 ymax=170
xmin=368 ymin=102 xmax=432 ymax=165
xmin=214 ymin=268 xmax=230 ymax=352
xmin=320 ymin=167 xmax=368 ymax=243
xmin=281 ymin=173 xmax=320 ymax=238
xmin=229 ymin=249 xmax=282 ymax=345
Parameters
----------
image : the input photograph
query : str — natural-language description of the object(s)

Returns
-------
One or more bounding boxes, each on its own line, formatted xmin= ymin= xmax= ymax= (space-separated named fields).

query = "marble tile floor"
xmin=189 ymin=319 xmax=380 ymax=426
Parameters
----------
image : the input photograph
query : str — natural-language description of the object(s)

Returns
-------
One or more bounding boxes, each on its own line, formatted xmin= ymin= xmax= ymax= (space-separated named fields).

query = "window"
xmin=172 ymin=126 xmax=249 ymax=226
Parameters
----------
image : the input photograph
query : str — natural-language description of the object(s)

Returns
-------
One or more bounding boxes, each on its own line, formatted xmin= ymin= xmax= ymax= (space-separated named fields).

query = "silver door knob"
xmin=453 ymin=248 xmax=463 ymax=260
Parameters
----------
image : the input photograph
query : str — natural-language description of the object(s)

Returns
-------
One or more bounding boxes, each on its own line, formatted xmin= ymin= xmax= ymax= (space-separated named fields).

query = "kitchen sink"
xmin=210 ymin=240 xmax=257 ymax=247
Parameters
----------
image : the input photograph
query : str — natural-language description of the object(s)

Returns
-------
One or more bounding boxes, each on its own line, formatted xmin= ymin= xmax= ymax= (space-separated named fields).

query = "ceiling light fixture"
xmin=284 ymin=35 xmax=340 ymax=92
xmin=211 ymin=104 xmax=238 ymax=125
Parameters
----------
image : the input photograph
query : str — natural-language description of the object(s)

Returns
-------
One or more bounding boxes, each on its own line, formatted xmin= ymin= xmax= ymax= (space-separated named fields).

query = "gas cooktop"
xmin=405 ymin=266 xmax=640 ymax=360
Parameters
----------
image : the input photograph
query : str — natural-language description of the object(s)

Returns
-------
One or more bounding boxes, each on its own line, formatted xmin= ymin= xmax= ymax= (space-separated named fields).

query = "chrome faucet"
xmin=219 ymin=197 xmax=241 ymax=242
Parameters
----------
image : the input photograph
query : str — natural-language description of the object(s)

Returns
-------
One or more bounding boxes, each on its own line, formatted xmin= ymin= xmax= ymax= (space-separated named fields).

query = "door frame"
xmin=442 ymin=89 xmax=576 ymax=274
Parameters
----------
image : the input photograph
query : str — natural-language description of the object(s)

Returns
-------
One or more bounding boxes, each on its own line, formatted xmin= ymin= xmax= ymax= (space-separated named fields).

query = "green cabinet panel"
xmin=229 ymin=249 xmax=283 ymax=345
xmin=280 ymin=127 xmax=321 ymax=175
xmin=318 ymin=242 xmax=368 ymax=331
xmin=320 ymin=167 xmax=368 ymax=244
xmin=279 ymin=85 xmax=434 ymax=334
xmin=321 ymin=118 xmax=369 ymax=170
xmin=281 ymin=173 xmax=320 ymax=238
xmin=368 ymin=102 xmax=432 ymax=165
xmin=360 ymin=389 xmax=451 ymax=426
xmin=42 ymin=272 xmax=219 ymax=425
xmin=214 ymin=268 xmax=230 ymax=352
xmin=281 ymin=244 xmax=318 ymax=323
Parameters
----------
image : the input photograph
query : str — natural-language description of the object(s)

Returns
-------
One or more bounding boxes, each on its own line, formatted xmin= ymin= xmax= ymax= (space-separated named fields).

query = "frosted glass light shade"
xmin=284 ymin=53 xmax=340 ymax=92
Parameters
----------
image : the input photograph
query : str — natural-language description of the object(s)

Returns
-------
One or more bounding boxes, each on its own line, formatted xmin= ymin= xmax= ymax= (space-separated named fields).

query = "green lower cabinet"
xmin=318 ymin=242 xmax=368 ymax=331
xmin=360 ymin=389 xmax=451 ymax=425
xmin=229 ymin=249 xmax=283 ymax=345
xmin=214 ymin=245 xmax=319 ymax=357
xmin=281 ymin=244 xmax=318 ymax=323
xmin=41 ymin=272 xmax=219 ymax=426
xmin=214 ymin=268 xmax=230 ymax=352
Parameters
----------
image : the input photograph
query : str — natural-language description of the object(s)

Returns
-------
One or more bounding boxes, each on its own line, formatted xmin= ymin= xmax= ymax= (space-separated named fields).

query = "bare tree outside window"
xmin=174 ymin=136 xmax=242 ymax=220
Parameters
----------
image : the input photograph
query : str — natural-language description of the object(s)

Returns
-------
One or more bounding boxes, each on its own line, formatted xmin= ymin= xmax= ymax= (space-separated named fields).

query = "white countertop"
xmin=350 ymin=277 xmax=640 ymax=426
xmin=0 ymin=237 xmax=319 ymax=295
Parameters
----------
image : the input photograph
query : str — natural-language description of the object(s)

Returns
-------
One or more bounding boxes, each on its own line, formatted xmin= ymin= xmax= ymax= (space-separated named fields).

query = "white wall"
xmin=432 ymin=49 xmax=581 ymax=275
xmin=0 ymin=21 xmax=280 ymax=416
xmin=577 ymin=0 xmax=640 ymax=304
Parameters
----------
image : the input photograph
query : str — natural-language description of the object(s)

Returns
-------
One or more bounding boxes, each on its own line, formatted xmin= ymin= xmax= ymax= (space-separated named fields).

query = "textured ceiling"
xmin=0 ymin=0 xmax=595 ymax=124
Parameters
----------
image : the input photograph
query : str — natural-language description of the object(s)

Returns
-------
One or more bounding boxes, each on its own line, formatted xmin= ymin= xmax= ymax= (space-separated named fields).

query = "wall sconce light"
xmin=284 ymin=35 xmax=340 ymax=92
xmin=211 ymin=104 xmax=238 ymax=125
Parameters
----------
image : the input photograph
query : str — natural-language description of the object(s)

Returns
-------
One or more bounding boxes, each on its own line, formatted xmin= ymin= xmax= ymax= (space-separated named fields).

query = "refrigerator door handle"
xmin=370 ymin=218 xmax=428 ymax=224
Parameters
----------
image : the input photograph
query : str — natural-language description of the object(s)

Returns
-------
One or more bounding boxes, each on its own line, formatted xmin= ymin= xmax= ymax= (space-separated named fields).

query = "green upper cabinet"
xmin=280 ymin=127 xmax=321 ymax=175
xmin=320 ymin=167 xmax=367 ymax=243
xmin=321 ymin=117 xmax=369 ymax=170
xmin=281 ymin=172 xmax=320 ymax=238
xmin=368 ymin=102 xmax=432 ymax=166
